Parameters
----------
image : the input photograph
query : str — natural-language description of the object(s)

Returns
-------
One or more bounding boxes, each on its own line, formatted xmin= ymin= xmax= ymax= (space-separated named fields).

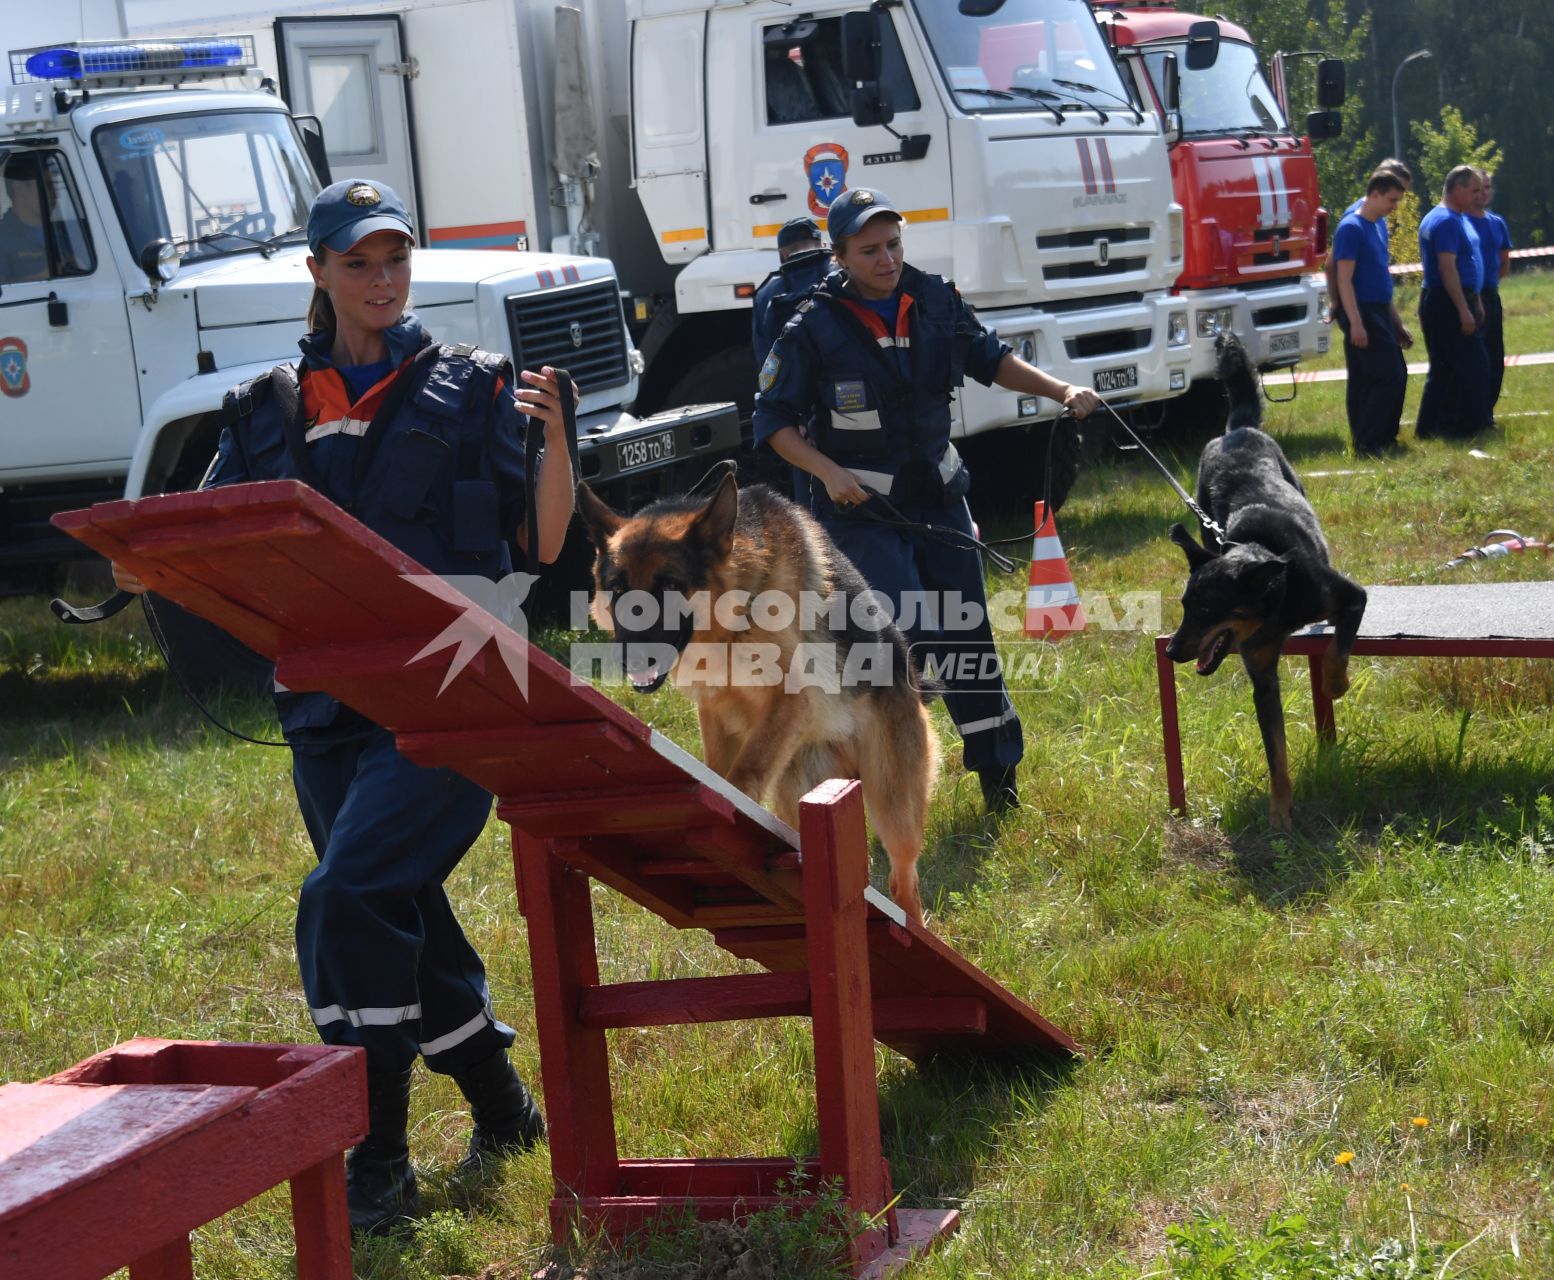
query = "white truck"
xmin=0 ymin=35 xmax=738 ymax=606
xmin=123 ymin=0 xmax=1194 ymax=491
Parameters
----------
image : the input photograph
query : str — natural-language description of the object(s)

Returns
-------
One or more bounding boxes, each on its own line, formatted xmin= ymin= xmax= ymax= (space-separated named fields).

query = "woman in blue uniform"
xmin=113 ymin=178 xmax=575 ymax=1234
xmin=752 ymin=187 xmax=1100 ymax=813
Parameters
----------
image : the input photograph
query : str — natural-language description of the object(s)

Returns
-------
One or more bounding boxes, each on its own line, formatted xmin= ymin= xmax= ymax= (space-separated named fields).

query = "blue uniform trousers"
xmin=1481 ymin=285 xmax=1505 ymax=412
xmin=1338 ymin=302 xmax=1407 ymax=455
xmin=291 ymin=726 xmax=515 ymax=1074
xmin=824 ymin=498 xmax=1022 ymax=774
xmin=1416 ymin=287 xmax=1492 ymax=439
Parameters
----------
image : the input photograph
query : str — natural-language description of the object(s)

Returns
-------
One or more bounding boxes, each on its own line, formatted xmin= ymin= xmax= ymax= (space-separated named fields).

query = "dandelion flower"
xmin=1335 ymin=1151 xmax=1355 ymax=1165
xmin=1412 ymin=1116 xmax=1429 ymax=1128
xmin=1401 ymin=1183 xmax=1413 ymax=1192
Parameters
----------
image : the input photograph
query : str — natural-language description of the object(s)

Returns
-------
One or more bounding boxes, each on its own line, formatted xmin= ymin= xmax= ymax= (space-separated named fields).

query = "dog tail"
xmin=1215 ymin=333 xmax=1263 ymax=432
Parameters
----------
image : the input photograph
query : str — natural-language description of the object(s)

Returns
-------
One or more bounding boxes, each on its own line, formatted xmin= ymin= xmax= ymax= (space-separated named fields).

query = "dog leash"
xmin=1095 ymin=399 xmax=1230 ymax=544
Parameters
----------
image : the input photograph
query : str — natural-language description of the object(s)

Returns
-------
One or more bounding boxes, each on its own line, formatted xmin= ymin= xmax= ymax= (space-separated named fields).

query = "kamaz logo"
xmin=1073 ymin=193 xmax=1128 ymax=208
xmin=1096 ymin=239 xmax=1110 ymax=266
xmin=569 ymin=322 xmax=584 ymax=348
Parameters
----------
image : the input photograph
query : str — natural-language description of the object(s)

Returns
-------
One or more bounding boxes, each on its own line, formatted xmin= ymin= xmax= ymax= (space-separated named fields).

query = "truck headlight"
xmin=1168 ymin=312 xmax=1188 ymax=347
xmin=629 ymin=348 xmax=646 ymax=377
xmin=1318 ymin=291 xmax=1331 ymax=321
xmin=1196 ymin=307 xmax=1234 ymax=338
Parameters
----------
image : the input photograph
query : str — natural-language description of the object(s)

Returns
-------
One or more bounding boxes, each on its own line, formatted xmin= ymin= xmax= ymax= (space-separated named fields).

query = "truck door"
xmin=276 ymin=17 xmax=420 ymax=233
xmin=709 ymin=6 xmax=951 ymax=255
xmin=0 ymin=148 xmax=139 ymax=474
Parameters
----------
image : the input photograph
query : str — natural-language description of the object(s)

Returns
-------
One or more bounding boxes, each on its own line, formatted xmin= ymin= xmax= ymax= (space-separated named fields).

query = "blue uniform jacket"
xmin=207 ymin=314 xmax=529 ymax=745
xmin=751 ymin=264 xmax=1009 ymax=504
xmin=751 ymin=249 xmax=831 ymax=368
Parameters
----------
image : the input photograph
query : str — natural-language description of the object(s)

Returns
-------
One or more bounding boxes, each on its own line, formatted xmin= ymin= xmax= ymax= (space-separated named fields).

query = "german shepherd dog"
xmin=1164 ymin=334 xmax=1368 ymax=828
xmin=576 ymin=472 xmax=940 ymax=923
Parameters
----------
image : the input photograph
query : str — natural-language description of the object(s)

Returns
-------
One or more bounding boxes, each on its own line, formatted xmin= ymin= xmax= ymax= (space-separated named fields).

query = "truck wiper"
xmin=1001 ymin=86 xmax=1068 ymax=125
xmin=176 ymin=227 xmax=280 ymax=258
xmin=1050 ymin=77 xmax=1146 ymax=125
xmin=262 ymin=226 xmax=307 ymax=251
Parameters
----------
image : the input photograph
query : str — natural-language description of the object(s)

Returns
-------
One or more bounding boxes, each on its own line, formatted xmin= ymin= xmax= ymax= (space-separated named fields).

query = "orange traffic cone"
xmin=1024 ymin=501 xmax=1086 ymax=639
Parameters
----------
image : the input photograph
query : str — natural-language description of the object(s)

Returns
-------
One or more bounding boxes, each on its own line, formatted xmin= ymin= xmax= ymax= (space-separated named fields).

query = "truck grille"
xmin=505 ymin=279 xmax=629 ymax=393
xmin=1039 ymin=227 xmax=1152 ymax=283
xmin=1064 ymin=328 xmax=1152 ymax=360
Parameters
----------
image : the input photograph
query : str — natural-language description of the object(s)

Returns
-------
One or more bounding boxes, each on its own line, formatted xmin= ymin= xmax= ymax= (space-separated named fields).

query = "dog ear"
xmin=575 ymin=481 xmax=624 ymax=546
xmin=1243 ymin=554 xmax=1289 ymax=596
xmin=692 ymin=471 xmax=739 ymax=558
xmin=1168 ymin=522 xmax=1217 ymax=570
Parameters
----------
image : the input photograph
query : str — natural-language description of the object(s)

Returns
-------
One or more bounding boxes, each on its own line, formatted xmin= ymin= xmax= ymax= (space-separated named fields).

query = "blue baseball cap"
xmin=307 ymin=178 xmax=414 ymax=255
xmin=776 ymin=216 xmax=822 ymax=251
xmin=826 ymin=187 xmax=901 ymax=243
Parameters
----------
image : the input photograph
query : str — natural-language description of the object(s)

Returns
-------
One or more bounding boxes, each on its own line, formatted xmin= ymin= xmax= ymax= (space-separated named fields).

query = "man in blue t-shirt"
xmin=1468 ymin=168 xmax=1513 ymax=417
xmin=1415 ymin=165 xmax=1492 ymax=439
xmin=1324 ymin=157 xmax=1411 ymax=324
xmin=1333 ymin=169 xmax=1411 ymax=456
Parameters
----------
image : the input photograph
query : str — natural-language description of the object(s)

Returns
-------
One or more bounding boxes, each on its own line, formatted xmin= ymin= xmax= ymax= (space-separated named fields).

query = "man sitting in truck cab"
xmin=0 ymin=153 xmax=51 ymax=284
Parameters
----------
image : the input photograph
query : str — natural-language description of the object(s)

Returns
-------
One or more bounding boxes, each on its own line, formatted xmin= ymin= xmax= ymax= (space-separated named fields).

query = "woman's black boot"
xmin=347 ymin=1066 xmax=422 ymax=1235
xmin=451 ymin=1049 xmax=546 ymax=1176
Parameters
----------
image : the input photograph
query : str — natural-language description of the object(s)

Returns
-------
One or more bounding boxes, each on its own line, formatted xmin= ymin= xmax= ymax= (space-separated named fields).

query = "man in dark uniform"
xmin=1468 ymin=169 xmax=1513 ymax=420
xmin=753 ymin=187 xmax=1099 ymax=813
xmin=1416 ymin=165 xmax=1491 ymax=440
xmin=751 ymin=215 xmax=829 ymax=367
xmin=0 ymin=153 xmax=51 ymax=284
xmin=1333 ymin=169 xmax=1412 ymax=456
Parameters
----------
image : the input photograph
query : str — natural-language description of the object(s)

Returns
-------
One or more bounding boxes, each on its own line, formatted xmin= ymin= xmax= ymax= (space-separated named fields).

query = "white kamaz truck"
xmin=0 ymin=36 xmax=737 ymax=623
xmin=122 ymin=0 xmax=1194 ymax=496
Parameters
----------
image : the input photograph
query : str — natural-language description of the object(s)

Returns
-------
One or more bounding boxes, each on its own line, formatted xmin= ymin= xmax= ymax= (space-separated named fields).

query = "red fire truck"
xmin=1091 ymin=2 xmax=1347 ymax=420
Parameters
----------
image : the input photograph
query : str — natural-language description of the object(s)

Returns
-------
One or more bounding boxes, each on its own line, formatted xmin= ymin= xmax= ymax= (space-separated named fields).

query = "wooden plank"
xmin=578 ymin=972 xmax=810 ymax=1029
xmin=800 ymin=780 xmax=890 ymax=1268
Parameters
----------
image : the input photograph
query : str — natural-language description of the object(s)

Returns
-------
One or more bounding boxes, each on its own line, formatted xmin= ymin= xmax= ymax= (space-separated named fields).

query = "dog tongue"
xmin=1196 ymin=631 xmax=1229 ymax=674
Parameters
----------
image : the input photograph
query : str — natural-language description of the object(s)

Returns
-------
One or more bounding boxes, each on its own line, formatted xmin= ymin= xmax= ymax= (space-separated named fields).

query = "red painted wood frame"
xmin=0 ymin=1039 xmax=366 ymax=1280
xmin=1155 ymin=633 xmax=1554 ymax=814
xmin=53 ymin=481 xmax=1079 ymax=1276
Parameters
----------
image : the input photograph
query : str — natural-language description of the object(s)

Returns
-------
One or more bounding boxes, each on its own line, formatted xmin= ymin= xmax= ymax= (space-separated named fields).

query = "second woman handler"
xmin=113 ymin=178 xmax=575 ymax=1234
xmin=753 ymin=187 xmax=1100 ymax=814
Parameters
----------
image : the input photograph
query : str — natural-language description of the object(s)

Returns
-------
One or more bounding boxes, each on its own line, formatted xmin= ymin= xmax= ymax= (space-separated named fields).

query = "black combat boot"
xmin=978 ymin=764 xmax=1020 ymax=816
xmin=451 ymin=1049 xmax=546 ymax=1177
xmin=347 ymin=1066 xmax=422 ymax=1235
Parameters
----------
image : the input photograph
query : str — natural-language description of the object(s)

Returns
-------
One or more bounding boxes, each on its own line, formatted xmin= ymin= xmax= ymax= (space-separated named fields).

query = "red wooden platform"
xmin=1156 ymin=581 xmax=1554 ymax=814
xmin=0 ymin=1039 xmax=365 ymax=1280
xmin=56 ymin=481 xmax=1077 ymax=1276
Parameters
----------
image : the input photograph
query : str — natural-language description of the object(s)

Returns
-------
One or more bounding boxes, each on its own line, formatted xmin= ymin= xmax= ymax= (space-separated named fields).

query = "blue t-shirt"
xmin=1468 ymin=212 xmax=1512 ymax=289
xmin=1343 ymin=197 xmax=1390 ymax=250
xmin=1332 ymin=211 xmax=1393 ymax=305
xmin=339 ymin=358 xmax=395 ymax=401
xmin=1419 ymin=205 xmax=1483 ymax=292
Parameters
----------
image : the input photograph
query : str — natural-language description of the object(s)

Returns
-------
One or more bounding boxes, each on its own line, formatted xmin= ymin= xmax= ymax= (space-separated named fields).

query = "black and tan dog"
xmin=576 ymin=472 xmax=939 ymax=923
xmin=1164 ymin=334 xmax=1368 ymax=828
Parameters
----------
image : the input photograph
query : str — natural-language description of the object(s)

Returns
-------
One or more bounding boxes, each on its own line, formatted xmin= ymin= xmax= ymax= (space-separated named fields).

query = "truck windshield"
xmin=93 ymin=110 xmax=319 ymax=263
xmin=912 ymin=0 xmax=1133 ymax=112
xmin=1144 ymin=41 xmax=1289 ymax=136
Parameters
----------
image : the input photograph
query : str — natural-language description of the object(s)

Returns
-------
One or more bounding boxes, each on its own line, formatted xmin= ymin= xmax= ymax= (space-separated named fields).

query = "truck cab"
xmin=1094 ymin=2 xmax=1342 ymax=385
xmin=629 ymin=0 xmax=1193 ymax=451
xmin=0 ymin=36 xmax=736 ymax=586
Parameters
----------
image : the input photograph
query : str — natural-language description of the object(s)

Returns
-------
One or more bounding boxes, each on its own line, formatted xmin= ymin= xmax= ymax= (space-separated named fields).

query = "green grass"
xmin=3 ymin=272 xmax=1553 ymax=1278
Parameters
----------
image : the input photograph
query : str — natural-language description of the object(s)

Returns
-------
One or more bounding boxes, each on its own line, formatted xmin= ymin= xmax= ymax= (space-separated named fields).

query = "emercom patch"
xmin=758 ymin=350 xmax=782 ymax=393
xmin=833 ymin=380 xmax=867 ymax=412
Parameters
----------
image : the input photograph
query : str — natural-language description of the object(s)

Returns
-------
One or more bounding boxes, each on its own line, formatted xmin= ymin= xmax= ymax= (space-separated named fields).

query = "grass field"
xmin=3 ymin=272 xmax=1552 ymax=1279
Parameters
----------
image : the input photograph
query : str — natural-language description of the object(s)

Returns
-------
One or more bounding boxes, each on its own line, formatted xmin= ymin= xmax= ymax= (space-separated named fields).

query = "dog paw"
xmin=1322 ymin=653 xmax=1352 ymax=699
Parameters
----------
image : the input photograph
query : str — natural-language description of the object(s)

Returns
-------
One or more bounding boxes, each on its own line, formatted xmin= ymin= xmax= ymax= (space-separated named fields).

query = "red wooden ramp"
xmin=57 ymin=481 xmax=1077 ymax=1276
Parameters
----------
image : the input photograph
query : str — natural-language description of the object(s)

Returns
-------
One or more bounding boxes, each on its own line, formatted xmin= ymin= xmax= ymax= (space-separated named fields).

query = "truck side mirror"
xmin=1159 ymin=51 xmax=1181 ymax=112
xmin=1185 ymin=20 xmax=1219 ymax=72
xmin=293 ymin=113 xmax=333 ymax=187
xmin=1316 ymin=58 xmax=1346 ymax=109
xmin=842 ymin=11 xmax=881 ymax=83
xmin=1158 ymin=52 xmax=1182 ymax=144
xmin=850 ymin=85 xmax=896 ymax=130
xmin=140 ymin=239 xmax=181 ymax=287
xmin=1305 ymin=110 xmax=1342 ymax=141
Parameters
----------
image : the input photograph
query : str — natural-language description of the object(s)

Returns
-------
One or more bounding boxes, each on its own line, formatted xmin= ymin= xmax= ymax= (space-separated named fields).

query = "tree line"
xmin=1210 ymin=0 xmax=1551 ymax=251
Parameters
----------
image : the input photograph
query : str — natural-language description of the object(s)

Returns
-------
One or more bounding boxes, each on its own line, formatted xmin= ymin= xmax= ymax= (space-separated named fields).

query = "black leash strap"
xmin=1098 ymin=399 xmax=1229 ymax=542
xmin=845 ymin=490 xmax=1021 ymax=574
xmin=524 ymin=367 xmax=580 ymax=573
xmin=50 ymin=587 xmax=135 ymax=624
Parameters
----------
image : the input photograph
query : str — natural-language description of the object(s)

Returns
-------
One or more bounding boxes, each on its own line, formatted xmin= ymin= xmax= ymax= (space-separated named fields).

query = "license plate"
xmin=1269 ymin=331 xmax=1301 ymax=356
xmin=617 ymin=429 xmax=676 ymax=473
xmin=1094 ymin=364 xmax=1138 ymax=393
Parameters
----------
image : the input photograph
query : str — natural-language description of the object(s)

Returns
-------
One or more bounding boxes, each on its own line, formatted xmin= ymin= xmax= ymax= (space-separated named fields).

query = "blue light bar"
xmin=20 ymin=38 xmax=253 ymax=84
